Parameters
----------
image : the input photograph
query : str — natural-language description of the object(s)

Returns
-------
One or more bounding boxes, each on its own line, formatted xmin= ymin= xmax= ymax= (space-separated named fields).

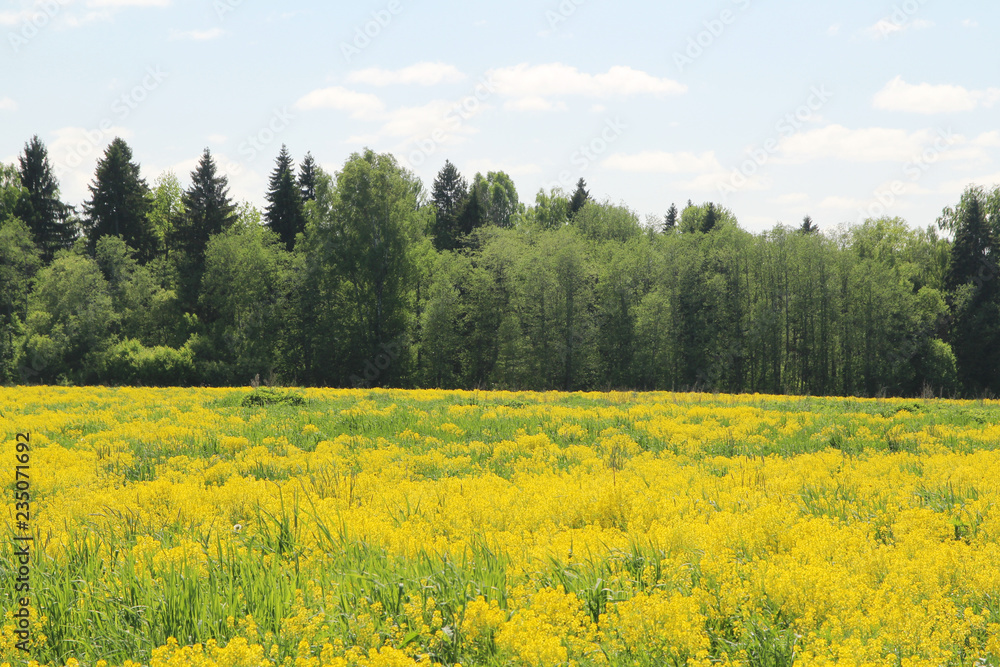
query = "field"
xmin=2 ymin=387 xmax=1000 ymax=667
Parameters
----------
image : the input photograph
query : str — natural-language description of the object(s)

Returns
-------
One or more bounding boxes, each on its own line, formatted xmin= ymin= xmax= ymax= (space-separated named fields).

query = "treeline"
xmin=2 ymin=135 xmax=999 ymax=397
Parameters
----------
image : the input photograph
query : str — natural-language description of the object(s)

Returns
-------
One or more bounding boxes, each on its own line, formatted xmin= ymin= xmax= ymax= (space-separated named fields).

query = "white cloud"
xmin=874 ymin=76 xmax=1000 ymax=114
xmin=489 ymin=63 xmax=686 ymax=110
xmin=294 ymin=87 xmax=385 ymax=118
xmin=941 ymin=172 xmax=1000 ymax=194
xmin=47 ymin=126 xmax=134 ymax=205
xmin=170 ymin=27 xmax=224 ymax=41
xmin=0 ymin=97 xmax=16 ymax=111
xmin=86 ymin=0 xmax=170 ymax=7
xmin=207 ymin=134 xmax=227 ymax=144
xmin=603 ymin=151 xmax=721 ymax=174
xmin=961 ymin=19 xmax=979 ymax=28
xmin=770 ymin=193 xmax=810 ymax=206
xmin=863 ymin=18 xmax=933 ymax=39
xmin=827 ymin=24 xmax=841 ymax=36
xmin=464 ymin=159 xmax=542 ymax=177
xmin=777 ymin=125 xmax=951 ymax=163
xmin=975 ymin=131 xmax=1000 ymax=148
xmin=503 ymin=97 xmax=567 ymax=112
xmin=346 ymin=62 xmax=465 ymax=86
xmin=819 ymin=196 xmax=866 ymax=210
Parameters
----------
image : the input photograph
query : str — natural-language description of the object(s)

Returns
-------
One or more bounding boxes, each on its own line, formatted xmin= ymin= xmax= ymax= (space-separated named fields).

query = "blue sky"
xmin=2 ymin=0 xmax=998 ymax=232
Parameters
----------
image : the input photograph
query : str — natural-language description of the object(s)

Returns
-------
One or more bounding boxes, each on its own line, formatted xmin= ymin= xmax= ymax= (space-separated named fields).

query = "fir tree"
xmin=16 ymin=135 xmax=75 ymax=261
xmin=702 ymin=202 xmax=718 ymax=233
xmin=430 ymin=160 xmax=468 ymax=251
xmin=174 ymin=148 xmax=236 ymax=259
xmin=664 ymin=203 xmax=678 ymax=232
xmin=299 ymin=152 xmax=319 ymax=202
xmin=82 ymin=137 xmax=154 ymax=261
xmin=264 ymin=145 xmax=305 ymax=251
xmin=569 ymin=178 xmax=590 ymax=217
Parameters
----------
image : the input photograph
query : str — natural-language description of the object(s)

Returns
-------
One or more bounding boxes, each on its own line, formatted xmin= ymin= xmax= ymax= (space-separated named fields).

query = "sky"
xmin=2 ymin=0 xmax=999 ymax=233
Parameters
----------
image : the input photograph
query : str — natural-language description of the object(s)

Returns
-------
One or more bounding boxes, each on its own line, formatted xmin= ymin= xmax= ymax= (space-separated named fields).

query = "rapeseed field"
xmin=2 ymin=387 xmax=1000 ymax=666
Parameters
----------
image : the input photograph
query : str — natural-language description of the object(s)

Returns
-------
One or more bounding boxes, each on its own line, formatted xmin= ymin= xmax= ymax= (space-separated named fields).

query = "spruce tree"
xmin=430 ymin=160 xmax=468 ymax=251
xmin=82 ymin=137 xmax=154 ymax=261
xmin=299 ymin=152 xmax=318 ymax=202
xmin=800 ymin=215 xmax=818 ymax=234
xmin=569 ymin=178 xmax=590 ymax=217
xmin=664 ymin=203 xmax=678 ymax=232
xmin=946 ymin=190 xmax=1000 ymax=394
xmin=16 ymin=135 xmax=75 ymax=261
xmin=264 ymin=145 xmax=305 ymax=251
xmin=947 ymin=192 xmax=994 ymax=291
xmin=702 ymin=202 xmax=718 ymax=233
xmin=175 ymin=148 xmax=236 ymax=259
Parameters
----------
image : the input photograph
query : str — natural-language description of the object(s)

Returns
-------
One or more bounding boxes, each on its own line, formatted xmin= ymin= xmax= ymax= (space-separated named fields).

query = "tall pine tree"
xmin=299 ymin=152 xmax=319 ymax=203
xmin=664 ymin=203 xmax=678 ymax=232
xmin=82 ymin=137 xmax=154 ymax=261
xmin=175 ymin=148 xmax=236 ymax=258
xmin=569 ymin=178 xmax=590 ymax=217
xmin=430 ymin=160 xmax=468 ymax=251
xmin=16 ymin=135 xmax=75 ymax=261
xmin=264 ymin=145 xmax=305 ymax=251
xmin=945 ymin=188 xmax=1000 ymax=394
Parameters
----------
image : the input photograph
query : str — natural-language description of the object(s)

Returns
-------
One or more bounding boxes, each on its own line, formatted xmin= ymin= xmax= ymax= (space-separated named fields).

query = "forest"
xmin=1 ymin=135 xmax=998 ymax=397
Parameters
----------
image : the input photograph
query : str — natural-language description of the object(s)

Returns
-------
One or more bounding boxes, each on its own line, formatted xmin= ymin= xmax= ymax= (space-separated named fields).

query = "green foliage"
xmin=15 ymin=135 xmax=75 ymax=261
xmin=241 ymin=387 xmax=306 ymax=407
xmin=83 ymin=137 xmax=156 ymax=262
xmin=264 ymin=144 xmax=306 ymax=251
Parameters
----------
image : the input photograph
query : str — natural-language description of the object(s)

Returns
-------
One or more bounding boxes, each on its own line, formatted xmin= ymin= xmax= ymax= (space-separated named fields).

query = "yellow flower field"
xmin=2 ymin=387 xmax=1000 ymax=666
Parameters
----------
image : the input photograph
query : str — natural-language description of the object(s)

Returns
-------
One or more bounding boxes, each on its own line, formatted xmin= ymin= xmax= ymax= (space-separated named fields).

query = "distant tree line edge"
xmin=2 ymin=134 xmax=999 ymax=398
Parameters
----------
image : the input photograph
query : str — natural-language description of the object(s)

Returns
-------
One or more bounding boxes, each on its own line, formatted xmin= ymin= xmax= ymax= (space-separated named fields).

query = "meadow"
xmin=2 ymin=386 xmax=1000 ymax=667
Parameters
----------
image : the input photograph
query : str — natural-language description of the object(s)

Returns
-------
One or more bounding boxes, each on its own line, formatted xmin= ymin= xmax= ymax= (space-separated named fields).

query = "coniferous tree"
xmin=299 ymin=152 xmax=319 ymax=202
xmin=702 ymin=202 xmax=719 ymax=233
xmin=664 ymin=203 xmax=678 ymax=232
xmin=946 ymin=192 xmax=994 ymax=291
xmin=82 ymin=137 xmax=154 ymax=261
xmin=945 ymin=189 xmax=1000 ymax=392
xmin=569 ymin=178 xmax=590 ymax=217
xmin=264 ymin=145 xmax=305 ymax=251
xmin=431 ymin=160 xmax=468 ymax=251
xmin=175 ymin=148 xmax=236 ymax=258
xmin=16 ymin=135 xmax=75 ymax=261
xmin=800 ymin=215 xmax=818 ymax=234
xmin=170 ymin=149 xmax=237 ymax=313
